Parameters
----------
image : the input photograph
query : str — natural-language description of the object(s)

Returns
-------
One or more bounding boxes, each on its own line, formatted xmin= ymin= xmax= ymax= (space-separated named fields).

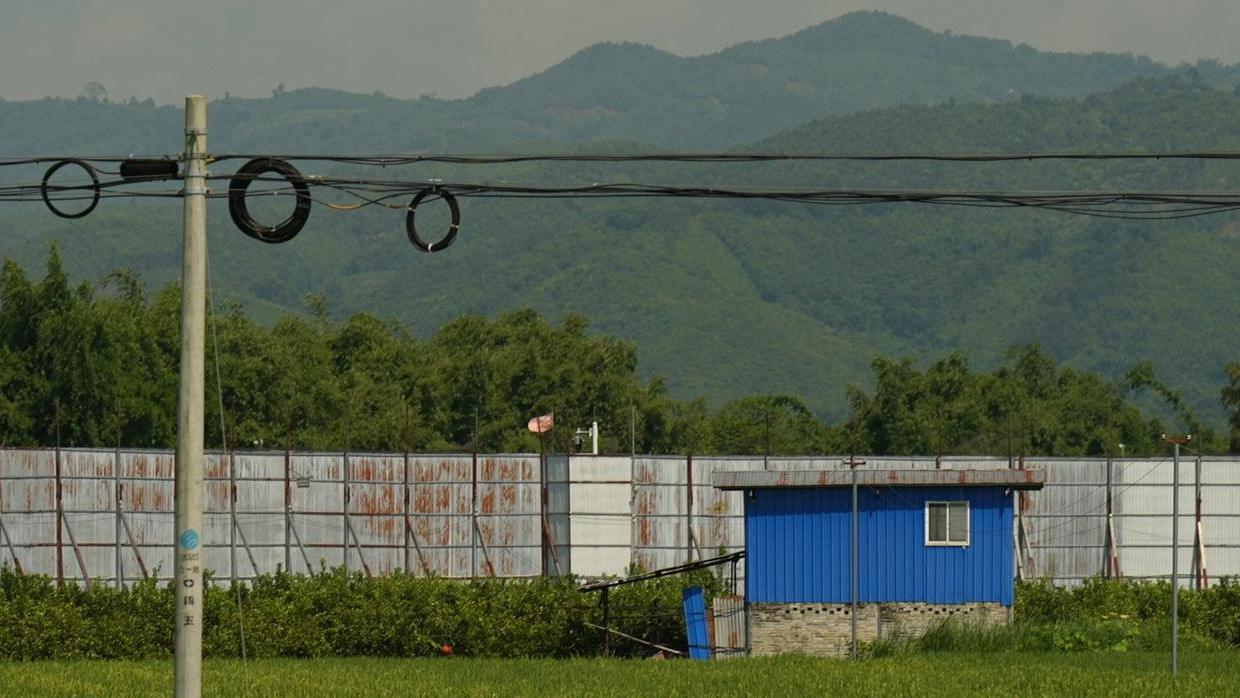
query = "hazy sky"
xmin=3 ymin=1 xmax=1239 ymax=105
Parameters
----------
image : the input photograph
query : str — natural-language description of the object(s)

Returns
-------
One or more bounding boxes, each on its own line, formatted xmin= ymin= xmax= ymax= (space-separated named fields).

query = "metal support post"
xmin=472 ymin=411 xmax=479 ymax=580
xmin=54 ymin=420 xmax=63 ymax=586
xmin=115 ymin=430 xmax=124 ymax=589
xmin=474 ymin=518 xmax=495 ymax=576
xmin=174 ymin=94 xmax=208 ymax=698
xmin=118 ymin=493 xmax=150 ymax=579
xmin=843 ymin=454 xmax=865 ymax=661
xmin=403 ymin=447 xmax=411 ymax=575
xmin=1172 ymin=439 xmax=1180 ymax=676
xmin=1192 ymin=455 xmax=1207 ymax=589
xmin=601 ymin=587 xmax=611 ymax=656
xmin=1104 ymin=457 xmax=1120 ymax=578
xmin=229 ymin=451 xmax=237 ymax=585
xmin=850 ymin=465 xmax=859 ymax=660
xmin=0 ymin=450 xmax=19 ymax=573
xmin=343 ymin=446 xmax=350 ymax=576
xmin=539 ymin=434 xmax=547 ymax=577
xmin=283 ymin=447 xmax=292 ymax=574
xmin=629 ymin=405 xmax=636 ymax=571
xmin=686 ymin=453 xmax=694 ymax=563
xmin=62 ymin=515 xmax=91 ymax=584
xmin=1165 ymin=434 xmax=1190 ymax=677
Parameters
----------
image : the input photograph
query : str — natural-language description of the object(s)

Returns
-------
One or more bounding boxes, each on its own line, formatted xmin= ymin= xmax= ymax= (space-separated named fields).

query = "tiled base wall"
xmin=749 ymin=602 xmax=1009 ymax=657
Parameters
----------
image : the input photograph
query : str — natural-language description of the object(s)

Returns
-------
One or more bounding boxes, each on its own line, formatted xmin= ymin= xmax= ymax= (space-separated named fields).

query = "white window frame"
xmin=924 ymin=500 xmax=970 ymax=547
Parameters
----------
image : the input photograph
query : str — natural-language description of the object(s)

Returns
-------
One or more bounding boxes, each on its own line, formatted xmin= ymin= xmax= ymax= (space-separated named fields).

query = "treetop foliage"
xmin=2 ymin=253 xmax=1234 ymax=456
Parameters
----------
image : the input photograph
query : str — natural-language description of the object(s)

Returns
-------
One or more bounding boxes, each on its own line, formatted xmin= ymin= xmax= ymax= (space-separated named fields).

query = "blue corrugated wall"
xmin=746 ymin=486 xmax=1013 ymax=605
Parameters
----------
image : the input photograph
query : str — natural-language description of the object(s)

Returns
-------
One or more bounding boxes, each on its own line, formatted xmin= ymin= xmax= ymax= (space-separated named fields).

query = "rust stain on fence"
xmin=351 ymin=457 xmax=397 ymax=483
xmin=358 ymin=485 xmax=398 ymax=515
xmin=366 ymin=515 xmax=400 ymax=542
xmin=126 ymin=484 xmax=171 ymax=512
xmin=205 ymin=456 xmax=228 ymax=479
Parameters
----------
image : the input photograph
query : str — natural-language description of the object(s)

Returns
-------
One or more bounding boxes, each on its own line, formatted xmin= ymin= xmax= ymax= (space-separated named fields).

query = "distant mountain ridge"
xmin=3 ymin=76 xmax=1240 ymax=426
xmin=2 ymin=11 xmax=1237 ymax=154
xmin=3 ymin=13 xmax=1240 ymax=426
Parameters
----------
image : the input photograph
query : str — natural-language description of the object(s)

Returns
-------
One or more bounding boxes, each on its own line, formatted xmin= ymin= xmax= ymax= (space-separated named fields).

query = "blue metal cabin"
xmin=713 ymin=469 xmax=1045 ymax=607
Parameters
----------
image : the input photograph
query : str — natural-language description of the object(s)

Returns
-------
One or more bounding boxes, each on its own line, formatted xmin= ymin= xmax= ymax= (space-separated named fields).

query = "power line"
xmin=7 ymin=153 xmax=1240 ymax=250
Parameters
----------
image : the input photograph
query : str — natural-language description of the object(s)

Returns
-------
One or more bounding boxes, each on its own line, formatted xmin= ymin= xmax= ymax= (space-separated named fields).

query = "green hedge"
xmin=1016 ymin=577 xmax=1240 ymax=646
xmin=0 ymin=566 xmax=720 ymax=660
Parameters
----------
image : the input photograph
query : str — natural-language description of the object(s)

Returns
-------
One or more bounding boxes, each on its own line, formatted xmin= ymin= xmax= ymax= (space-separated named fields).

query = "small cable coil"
xmin=40 ymin=159 xmax=100 ymax=219
xmin=405 ymin=187 xmax=461 ymax=253
xmin=228 ymin=158 xmax=312 ymax=243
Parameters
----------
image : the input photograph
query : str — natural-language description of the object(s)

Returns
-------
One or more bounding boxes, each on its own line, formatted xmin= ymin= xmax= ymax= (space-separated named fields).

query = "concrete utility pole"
xmin=1164 ymin=433 xmax=1190 ymax=678
xmin=174 ymin=95 xmax=207 ymax=698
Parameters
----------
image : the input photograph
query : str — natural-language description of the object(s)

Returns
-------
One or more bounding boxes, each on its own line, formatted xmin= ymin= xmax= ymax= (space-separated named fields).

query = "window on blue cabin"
xmin=926 ymin=501 xmax=969 ymax=546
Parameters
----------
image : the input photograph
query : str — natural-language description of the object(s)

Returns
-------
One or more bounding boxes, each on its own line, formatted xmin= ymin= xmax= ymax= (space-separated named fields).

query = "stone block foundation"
xmin=749 ymin=602 xmax=1009 ymax=657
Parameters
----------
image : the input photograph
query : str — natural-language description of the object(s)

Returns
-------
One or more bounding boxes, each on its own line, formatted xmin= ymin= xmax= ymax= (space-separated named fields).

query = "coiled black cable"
xmin=405 ymin=187 xmax=460 ymax=253
xmin=40 ymin=159 xmax=100 ymax=219
xmin=228 ymin=158 xmax=312 ymax=243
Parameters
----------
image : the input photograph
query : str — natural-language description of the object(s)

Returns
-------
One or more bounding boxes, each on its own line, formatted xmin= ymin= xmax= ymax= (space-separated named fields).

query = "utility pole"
xmin=842 ymin=453 xmax=866 ymax=661
xmin=1163 ymin=433 xmax=1190 ymax=678
xmin=174 ymin=95 xmax=207 ymax=698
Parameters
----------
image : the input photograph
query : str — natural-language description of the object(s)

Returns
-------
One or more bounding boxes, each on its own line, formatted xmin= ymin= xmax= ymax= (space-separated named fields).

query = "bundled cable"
xmin=405 ymin=187 xmax=461 ymax=253
xmin=40 ymin=159 xmax=100 ymax=219
xmin=227 ymin=158 xmax=312 ymax=243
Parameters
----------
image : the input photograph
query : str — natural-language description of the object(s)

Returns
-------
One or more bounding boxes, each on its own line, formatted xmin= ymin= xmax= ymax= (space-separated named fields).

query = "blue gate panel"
xmin=682 ymin=585 xmax=711 ymax=660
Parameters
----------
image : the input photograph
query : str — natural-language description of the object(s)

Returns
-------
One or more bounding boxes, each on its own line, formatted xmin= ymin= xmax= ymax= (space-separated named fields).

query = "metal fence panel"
xmin=4 ymin=449 xmax=1240 ymax=587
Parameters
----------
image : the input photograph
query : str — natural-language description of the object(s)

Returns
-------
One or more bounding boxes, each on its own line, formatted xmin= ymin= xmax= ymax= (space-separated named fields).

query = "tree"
xmin=81 ymin=82 xmax=107 ymax=102
xmin=1224 ymin=362 xmax=1240 ymax=453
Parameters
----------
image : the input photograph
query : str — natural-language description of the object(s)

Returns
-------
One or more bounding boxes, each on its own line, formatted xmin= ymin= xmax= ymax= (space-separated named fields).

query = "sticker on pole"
xmin=179 ymin=529 xmax=200 ymax=551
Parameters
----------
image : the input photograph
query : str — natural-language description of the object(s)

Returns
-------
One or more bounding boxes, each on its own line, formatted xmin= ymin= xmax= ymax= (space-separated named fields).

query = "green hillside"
xmin=2 ymin=12 xmax=1235 ymax=155
xmin=2 ymin=14 xmax=1240 ymax=426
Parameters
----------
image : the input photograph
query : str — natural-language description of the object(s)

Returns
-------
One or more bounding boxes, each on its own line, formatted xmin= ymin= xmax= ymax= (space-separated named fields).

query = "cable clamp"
xmin=183 ymin=187 xmax=209 ymax=196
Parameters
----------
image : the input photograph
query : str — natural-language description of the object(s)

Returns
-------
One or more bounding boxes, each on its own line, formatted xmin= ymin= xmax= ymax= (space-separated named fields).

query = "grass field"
xmin=0 ymin=653 xmax=1236 ymax=697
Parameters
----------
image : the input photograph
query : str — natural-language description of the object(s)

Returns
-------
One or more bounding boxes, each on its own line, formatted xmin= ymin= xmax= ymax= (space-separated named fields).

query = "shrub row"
xmin=1016 ymin=577 xmax=1240 ymax=647
xmin=0 ymin=566 xmax=720 ymax=660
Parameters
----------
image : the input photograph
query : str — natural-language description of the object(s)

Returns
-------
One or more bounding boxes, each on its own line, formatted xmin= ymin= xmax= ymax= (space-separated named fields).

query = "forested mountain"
xmin=2 ymin=13 xmax=1240 ymax=431
xmin=1 ymin=12 xmax=1235 ymax=154
xmin=3 ymin=76 xmax=1240 ymax=426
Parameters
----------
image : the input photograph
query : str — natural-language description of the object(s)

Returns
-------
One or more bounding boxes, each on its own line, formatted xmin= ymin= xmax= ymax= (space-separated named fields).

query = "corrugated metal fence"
xmin=2 ymin=449 xmax=1238 ymax=587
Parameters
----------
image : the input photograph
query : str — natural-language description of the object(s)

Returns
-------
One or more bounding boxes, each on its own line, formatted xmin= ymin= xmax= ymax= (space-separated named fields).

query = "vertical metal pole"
xmin=471 ymin=409 xmax=478 ymax=580
xmin=601 ymin=587 xmax=611 ymax=656
xmin=343 ymin=444 xmax=350 ymax=577
xmin=539 ymin=433 xmax=547 ymax=577
xmin=115 ymin=425 xmax=124 ymax=589
xmin=629 ymin=405 xmax=637 ymax=572
xmin=283 ymin=448 xmax=292 ymax=574
xmin=0 ymin=449 xmax=24 ymax=574
xmin=174 ymin=94 xmax=207 ymax=698
xmin=1193 ymin=455 xmax=1203 ymax=590
xmin=686 ymin=452 xmax=694 ymax=563
xmin=54 ymin=403 xmax=63 ymax=586
xmin=229 ymin=450 xmax=237 ymax=585
xmin=763 ymin=410 xmax=771 ymax=471
xmin=850 ymin=464 xmax=858 ymax=661
xmin=1170 ymin=437 xmax=1183 ymax=677
xmin=630 ymin=405 xmax=636 ymax=457
xmin=1104 ymin=457 xmax=1114 ymax=578
xmin=403 ymin=450 xmax=412 ymax=575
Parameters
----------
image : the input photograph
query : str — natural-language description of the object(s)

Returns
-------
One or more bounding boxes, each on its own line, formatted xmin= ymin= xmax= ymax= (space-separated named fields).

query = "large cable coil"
xmin=405 ymin=187 xmax=460 ymax=253
xmin=40 ymin=159 xmax=100 ymax=219
xmin=228 ymin=158 xmax=312 ymax=243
